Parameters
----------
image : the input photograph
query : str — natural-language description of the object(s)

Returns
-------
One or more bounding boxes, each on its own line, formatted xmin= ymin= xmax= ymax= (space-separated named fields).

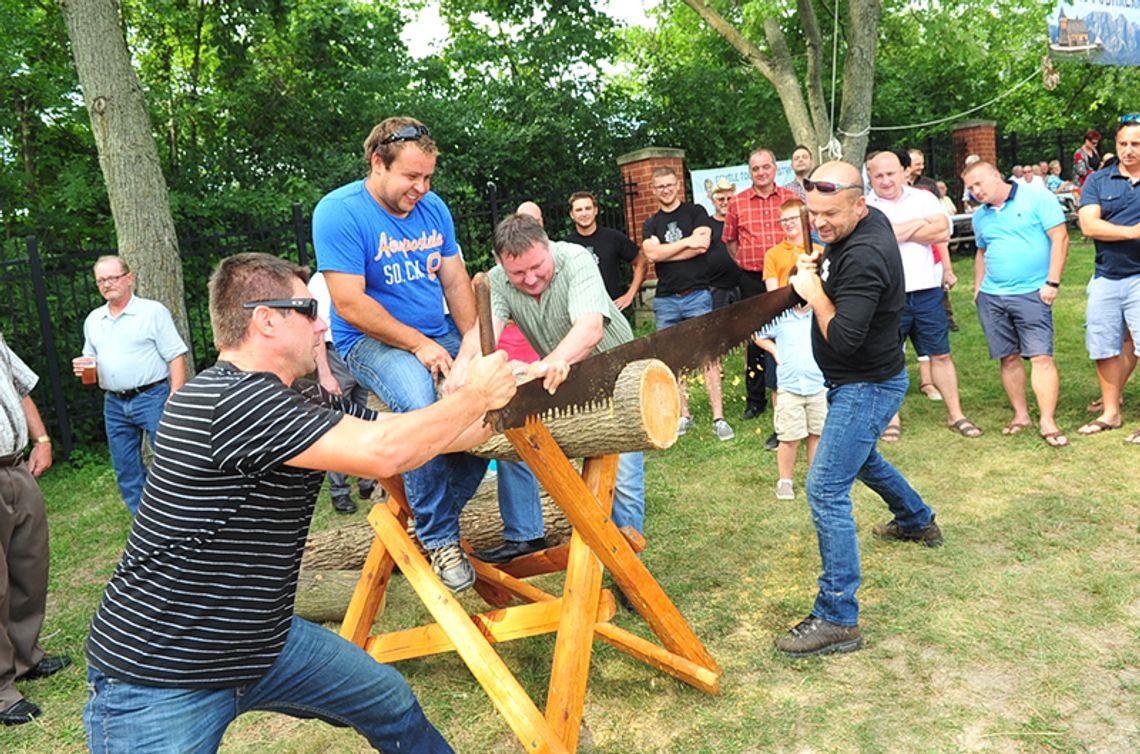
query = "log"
xmin=301 ymin=478 xmax=573 ymax=572
xmin=293 ymin=569 xmax=370 ymax=623
xmin=471 ymin=358 xmax=680 ymax=462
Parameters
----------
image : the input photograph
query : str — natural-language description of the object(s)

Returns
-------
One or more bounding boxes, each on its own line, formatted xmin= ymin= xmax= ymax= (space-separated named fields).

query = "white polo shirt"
xmin=865 ymin=184 xmax=951 ymax=292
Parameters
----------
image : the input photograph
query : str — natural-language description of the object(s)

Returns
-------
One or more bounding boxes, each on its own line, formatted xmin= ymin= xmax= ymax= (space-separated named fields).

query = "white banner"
xmin=689 ymin=161 xmax=796 ymax=215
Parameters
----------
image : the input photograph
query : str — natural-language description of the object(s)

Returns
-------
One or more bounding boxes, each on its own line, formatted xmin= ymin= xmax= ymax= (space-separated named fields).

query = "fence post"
xmin=1055 ymin=128 xmax=1065 ymax=166
xmin=925 ymin=135 xmax=936 ymax=177
xmin=1008 ymin=131 xmax=1019 ymax=168
xmin=486 ymin=181 xmax=500 ymax=234
xmin=292 ymin=203 xmax=309 ymax=268
xmin=27 ymin=237 xmax=74 ymax=459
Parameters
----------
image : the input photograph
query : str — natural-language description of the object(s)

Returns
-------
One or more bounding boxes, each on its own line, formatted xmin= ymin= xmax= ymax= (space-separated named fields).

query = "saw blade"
xmin=489 ymin=285 xmax=799 ymax=431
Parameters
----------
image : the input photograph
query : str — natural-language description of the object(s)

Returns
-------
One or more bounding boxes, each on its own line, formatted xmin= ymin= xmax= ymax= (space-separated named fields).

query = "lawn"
xmin=2 ymin=238 xmax=1137 ymax=754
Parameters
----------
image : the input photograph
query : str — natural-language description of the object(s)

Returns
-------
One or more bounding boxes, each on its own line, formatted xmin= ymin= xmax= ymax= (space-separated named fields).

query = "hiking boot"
xmin=331 ymin=493 xmax=357 ymax=515
xmin=774 ymin=615 xmax=864 ymax=658
xmin=775 ymin=479 xmax=794 ymax=500
xmin=713 ymin=418 xmax=735 ymax=441
xmin=872 ymin=515 xmax=944 ymax=547
xmin=429 ymin=543 xmax=476 ymax=593
xmin=357 ymin=479 xmax=377 ymax=500
xmin=677 ymin=415 xmax=694 ymax=437
xmin=764 ymin=432 xmax=779 ymax=451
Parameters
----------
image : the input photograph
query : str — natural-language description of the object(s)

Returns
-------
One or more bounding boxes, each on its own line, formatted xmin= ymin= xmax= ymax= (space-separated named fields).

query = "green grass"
xmin=4 ymin=239 xmax=1138 ymax=753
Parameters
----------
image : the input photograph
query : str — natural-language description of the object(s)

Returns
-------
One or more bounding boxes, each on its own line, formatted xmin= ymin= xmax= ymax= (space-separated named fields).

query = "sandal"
xmin=880 ymin=424 xmax=902 ymax=443
xmin=947 ymin=418 xmax=983 ymax=438
xmin=1001 ymin=420 xmax=1032 ymax=435
xmin=1125 ymin=428 xmax=1140 ymax=445
xmin=1077 ymin=419 xmax=1123 ymax=435
xmin=1041 ymin=431 xmax=1069 ymax=448
xmin=1086 ymin=398 xmax=1104 ymax=413
xmin=919 ymin=383 xmax=943 ymax=401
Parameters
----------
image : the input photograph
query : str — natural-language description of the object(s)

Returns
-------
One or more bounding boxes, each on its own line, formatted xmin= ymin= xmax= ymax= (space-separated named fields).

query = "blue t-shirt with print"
xmin=972 ymin=181 xmax=1066 ymax=296
xmin=313 ymin=181 xmax=459 ymax=354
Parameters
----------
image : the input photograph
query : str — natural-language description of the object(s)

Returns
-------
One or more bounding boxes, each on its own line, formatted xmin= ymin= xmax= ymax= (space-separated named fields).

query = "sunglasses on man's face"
xmin=803 ymin=179 xmax=863 ymax=194
xmin=242 ymin=298 xmax=319 ymax=320
xmin=379 ymin=124 xmax=430 ymax=146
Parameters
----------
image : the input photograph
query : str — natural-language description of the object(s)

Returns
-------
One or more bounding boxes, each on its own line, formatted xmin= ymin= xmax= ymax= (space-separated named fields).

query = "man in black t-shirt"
xmin=564 ymin=191 xmax=647 ymax=311
xmin=83 ymin=252 xmax=516 ymax=754
xmin=707 ymin=178 xmax=742 ymax=310
xmin=774 ymin=161 xmax=941 ymax=660
xmin=642 ymin=166 xmax=734 ymax=441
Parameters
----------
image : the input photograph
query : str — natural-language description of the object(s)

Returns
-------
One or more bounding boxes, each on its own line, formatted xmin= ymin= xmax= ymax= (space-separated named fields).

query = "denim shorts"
xmin=899 ymin=287 xmax=950 ymax=357
xmin=976 ymin=291 xmax=1054 ymax=359
xmin=1085 ymin=274 xmax=1140 ymax=360
xmin=653 ymin=288 xmax=712 ymax=330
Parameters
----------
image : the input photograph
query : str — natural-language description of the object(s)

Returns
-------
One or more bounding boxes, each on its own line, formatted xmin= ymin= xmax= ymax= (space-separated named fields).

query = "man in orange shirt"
xmin=763 ymin=199 xmax=823 ymax=291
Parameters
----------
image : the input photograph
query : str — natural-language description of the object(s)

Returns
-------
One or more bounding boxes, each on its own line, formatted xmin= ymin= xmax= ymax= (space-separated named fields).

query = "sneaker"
xmin=775 ymin=479 xmax=794 ymax=500
xmin=429 ymin=543 xmax=476 ymax=593
xmin=764 ymin=432 xmax=779 ymax=451
xmin=742 ymin=404 xmax=765 ymax=420
xmin=872 ymin=515 xmax=944 ymax=547
xmin=472 ymin=537 xmax=547 ymax=564
xmin=677 ymin=415 xmax=694 ymax=436
xmin=775 ymin=615 xmax=864 ymax=658
xmin=713 ymin=417 xmax=735 ymax=441
xmin=331 ymin=493 xmax=357 ymax=515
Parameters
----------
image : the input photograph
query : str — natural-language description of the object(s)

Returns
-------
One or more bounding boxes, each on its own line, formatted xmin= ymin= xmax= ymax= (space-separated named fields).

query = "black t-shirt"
xmin=642 ymin=202 xmax=713 ymax=296
xmin=706 ymin=217 xmax=741 ymax=290
xmin=563 ymin=226 xmax=640 ymax=300
xmin=805 ymin=207 xmax=906 ymax=385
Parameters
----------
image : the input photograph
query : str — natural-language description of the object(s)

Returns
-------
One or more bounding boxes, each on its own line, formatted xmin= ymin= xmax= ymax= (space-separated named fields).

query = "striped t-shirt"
xmin=86 ymin=362 xmax=374 ymax=687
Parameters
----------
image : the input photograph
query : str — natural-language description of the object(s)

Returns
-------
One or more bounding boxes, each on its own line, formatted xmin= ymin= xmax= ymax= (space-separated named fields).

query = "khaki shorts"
xmin=774 ymin=389 xmax=828 ymax=442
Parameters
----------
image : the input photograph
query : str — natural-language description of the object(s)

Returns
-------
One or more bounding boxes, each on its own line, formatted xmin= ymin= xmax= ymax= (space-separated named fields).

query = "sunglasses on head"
xmin=1122 ymin=114 xmax=1140 ymax=125
xmin=242 ymin=298 xmax=319 ymax=320
xmin=803 ymin=179 xmax=863 ymax=194
xmin=379 ymin=124 xmax=430 ymax=146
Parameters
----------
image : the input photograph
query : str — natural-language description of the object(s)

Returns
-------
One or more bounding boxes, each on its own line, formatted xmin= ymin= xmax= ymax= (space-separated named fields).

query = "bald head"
xmin=866 ymin=151 xmax=906 ymax=201
xmin=516 ymin=201 xmax=544 ymax=227
xmin=812 ymin=160 xmax=862 ymax=186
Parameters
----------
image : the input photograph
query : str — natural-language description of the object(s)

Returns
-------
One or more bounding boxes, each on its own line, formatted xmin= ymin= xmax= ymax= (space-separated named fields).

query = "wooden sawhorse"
xmin=339 ymin=420 xmax=721 ymax=753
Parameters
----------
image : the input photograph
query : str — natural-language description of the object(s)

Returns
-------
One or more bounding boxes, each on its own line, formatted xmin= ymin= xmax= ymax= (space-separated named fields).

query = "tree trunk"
xmin=58 ymin=0 xmax=194 ymax=367
xmin=471 ymin=359 xmax=679 ymax=462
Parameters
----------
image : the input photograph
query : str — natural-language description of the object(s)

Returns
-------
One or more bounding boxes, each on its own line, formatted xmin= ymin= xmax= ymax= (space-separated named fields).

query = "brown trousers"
xmin=0 ymin=461 xmax=48 ymax=706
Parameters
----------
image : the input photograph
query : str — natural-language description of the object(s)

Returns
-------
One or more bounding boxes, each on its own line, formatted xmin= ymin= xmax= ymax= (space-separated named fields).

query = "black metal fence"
xmin=2 ymin=176 xmax=636 ymax=458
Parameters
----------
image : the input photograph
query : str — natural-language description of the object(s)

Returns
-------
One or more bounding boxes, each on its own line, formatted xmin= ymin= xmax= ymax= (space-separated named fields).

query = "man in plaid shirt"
xmin=723 ymin=147 xmax=796 ymax=431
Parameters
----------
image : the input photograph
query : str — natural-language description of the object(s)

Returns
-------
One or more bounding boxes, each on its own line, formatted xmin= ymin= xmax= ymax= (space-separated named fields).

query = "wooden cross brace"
xmin=339 ymin=418 xmax=721 ymax=753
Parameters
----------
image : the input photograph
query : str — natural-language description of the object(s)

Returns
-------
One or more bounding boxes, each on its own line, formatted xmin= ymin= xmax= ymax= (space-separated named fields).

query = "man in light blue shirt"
xmin=74 ymin=256 xmax=187 ymax=514
xmin=965 ymin=161 xmax=1069 ymax=447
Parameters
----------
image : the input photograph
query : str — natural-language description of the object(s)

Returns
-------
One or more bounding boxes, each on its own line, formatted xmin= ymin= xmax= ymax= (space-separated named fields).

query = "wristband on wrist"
xmin=1045 ymin=281 xmax=1060 ymax=288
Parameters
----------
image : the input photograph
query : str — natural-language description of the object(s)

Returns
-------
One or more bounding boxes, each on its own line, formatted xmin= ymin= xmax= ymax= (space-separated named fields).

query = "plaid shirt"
xmin=722 ymin=185 xmax=797 ymax=272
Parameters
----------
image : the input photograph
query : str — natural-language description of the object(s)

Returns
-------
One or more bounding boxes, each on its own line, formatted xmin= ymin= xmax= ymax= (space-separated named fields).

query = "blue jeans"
xmin=346 ymin=324 xmax=488 ymax=550
xmin=497 ymin=461 xmax=543 ymax=541
xmin=805 ymin=370 xmax=933 ymax=626
xmin=104 ymin=382 xmax=168 ymax=515
xmin=84 ymin=616 xmax=452 ymax=753
xmin=498 ymin=452 xmax=645 ymax=538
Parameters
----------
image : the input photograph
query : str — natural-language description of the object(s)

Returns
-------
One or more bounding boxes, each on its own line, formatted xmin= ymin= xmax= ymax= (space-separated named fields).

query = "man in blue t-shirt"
xmin=964 ymin=161 xmax=1070 ymax=447
xmin=1077 ymin=119 xmax=1140 ymax=443
xmin=313 ymin=117 xmax=487 ymax=592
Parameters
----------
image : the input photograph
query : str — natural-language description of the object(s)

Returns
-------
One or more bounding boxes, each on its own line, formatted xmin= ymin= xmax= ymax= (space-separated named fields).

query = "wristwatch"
xmin=1045 ymin=281 xmax=1060 ymax=288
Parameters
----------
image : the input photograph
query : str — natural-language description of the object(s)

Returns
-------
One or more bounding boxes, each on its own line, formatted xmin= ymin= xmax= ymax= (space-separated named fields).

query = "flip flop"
xmin=1001 ymin=421 xmax=1033 ymax=435
xmin=1086 ymin=398 xmax=1104 ymax=413
xmin=1041 ymin=431 xmax=1069 ymax=448
xmin=880 ymin=424 xmax=902 ymax=443
xmin=1077 ymin=419 xmax=1123 ymax=435
xmin=919 ymin=383 xmax=943 ymax=401
xmin=1125 ymin=428 xmax=1140 ymax=445
xmin=947 ymin=418 xmax=983 ymax=438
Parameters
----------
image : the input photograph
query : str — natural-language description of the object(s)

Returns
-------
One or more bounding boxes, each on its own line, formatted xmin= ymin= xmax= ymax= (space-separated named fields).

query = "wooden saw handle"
xmin=472 ymin=272 xmax=495 ymax=356
xmin=799 ymin=206 xmax=817 ymax=260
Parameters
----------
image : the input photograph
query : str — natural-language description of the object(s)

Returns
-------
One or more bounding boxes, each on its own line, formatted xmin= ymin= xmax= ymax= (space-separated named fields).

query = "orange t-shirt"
xmin=762 ymin=239 xmax=823 ymax=287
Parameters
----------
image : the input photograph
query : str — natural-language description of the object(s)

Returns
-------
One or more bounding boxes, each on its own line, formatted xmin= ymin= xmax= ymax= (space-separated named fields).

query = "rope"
xmin=837 ymin=68 xmax=1039 ymax=138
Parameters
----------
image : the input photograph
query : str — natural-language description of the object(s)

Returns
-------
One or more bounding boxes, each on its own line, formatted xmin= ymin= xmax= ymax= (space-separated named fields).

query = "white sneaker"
xmin=677 ymin=415 xmax=694 ymax=436
xmin=776 ymin=479 xmax=795 ymax=500
xmin=713 ymin=418 xmax=735 ymax=441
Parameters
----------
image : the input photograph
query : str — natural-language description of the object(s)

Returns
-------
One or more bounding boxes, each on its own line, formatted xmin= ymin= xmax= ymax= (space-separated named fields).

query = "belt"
xmin=0 ymin=452 xmax=24 ymax=468
xmin=109 ymin=379 xmax=167 ymax=400
xmin=662 ymin=287 xmax=706 ymax=298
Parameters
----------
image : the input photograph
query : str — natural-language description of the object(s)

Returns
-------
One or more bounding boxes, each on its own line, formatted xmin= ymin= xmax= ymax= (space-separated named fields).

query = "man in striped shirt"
xmin=83 ymin=253 xmax=515 ymax=753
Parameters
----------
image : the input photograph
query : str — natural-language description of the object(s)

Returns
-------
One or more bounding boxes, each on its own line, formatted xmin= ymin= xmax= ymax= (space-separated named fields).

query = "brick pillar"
xmin=616 ymin=147 xmax=686 ymax=246
xmin=951 ymin=120 xmax=997 ymax=197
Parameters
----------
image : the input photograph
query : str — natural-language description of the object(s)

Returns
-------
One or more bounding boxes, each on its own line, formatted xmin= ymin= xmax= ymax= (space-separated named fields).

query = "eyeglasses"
xmin=803 ymin=179 xmax=863 ymax=194
xmin=1122 ymin=114 xmax=1140 ymax=125
xmin=653 ymin=182 xmax=678 ymax=192
xmin=242 ymin=298 xmax=319 ymax=320
xmin=778 ymin=217 xmax=801 ymax=225
xmin=379 ymin=124 xmax=430 ymax=146
xmin=95 ymin=272 xmax=130 ymax=286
